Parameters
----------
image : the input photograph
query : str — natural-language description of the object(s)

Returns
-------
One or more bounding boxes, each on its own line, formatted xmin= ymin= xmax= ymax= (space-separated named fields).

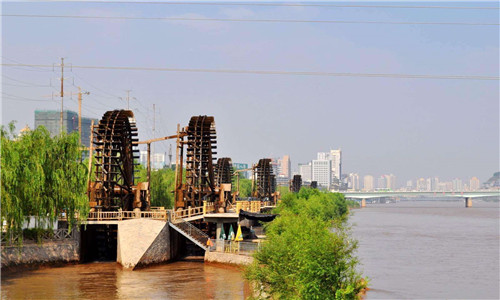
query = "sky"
xmin=1 ymin=1 xmax=499 ymax=185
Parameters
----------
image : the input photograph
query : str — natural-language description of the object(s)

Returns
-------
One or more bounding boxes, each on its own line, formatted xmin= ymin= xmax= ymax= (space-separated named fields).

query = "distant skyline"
xmin=2 ymin=1 xmax=498 ymax=183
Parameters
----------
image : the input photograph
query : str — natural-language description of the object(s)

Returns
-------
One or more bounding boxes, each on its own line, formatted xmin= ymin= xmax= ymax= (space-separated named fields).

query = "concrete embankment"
xmin=1 ymin=240 xmax=80 ymax=274
xmin=204 ymin=251 xmax=253 ymax=266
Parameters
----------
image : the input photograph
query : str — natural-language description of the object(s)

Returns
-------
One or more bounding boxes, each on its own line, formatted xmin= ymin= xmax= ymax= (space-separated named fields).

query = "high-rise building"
xmin=299 ymin=162 xmax=312 ymax=183
xmin=140 ymin=150 xmax=148 ymax=166
xmin=416 ymin=178 xmax=426 ymax=191
xmin=469 ymin=177 xmax=480 ymax=191
xmin=452 ymin=178 xmax=463 ymax=191
xmin=316 ymin=149 xmax=342 ymax=183
xmin=329 ymin=149 xmax=342 ymax=181
xmin=277 ymin=155 xmax=291 ymax=179
xmin=377 ymin=176 xmax=387 ymax=190
xmin=386 ymin=174 xmax=396 ymax=190
xmin=363 ymin=175 xmax=374 ymax=191
xmin=233 ymin=163 xmax=250 ymax=179
xmin=34 ymin=110 xmax=97 ymax=148
xmin=406 ymin=180 xmax=413 ymax=191
xmin=152 ymin=152 xmax=166 ymax=169
xmin=347 ymin=173 xmax=360 ymax=190
xmin=312 ymin=159 xmax=331 ymax=189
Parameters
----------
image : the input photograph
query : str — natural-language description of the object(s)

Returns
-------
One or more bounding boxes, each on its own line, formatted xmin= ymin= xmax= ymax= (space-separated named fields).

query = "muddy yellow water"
xmin=1 ymin=260 xmax=249 ymax=299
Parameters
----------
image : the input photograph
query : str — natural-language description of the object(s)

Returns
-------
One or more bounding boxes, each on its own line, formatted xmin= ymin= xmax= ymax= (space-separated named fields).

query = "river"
xmin=1 ymin=260 xmax=249 ymax=299
xmin=350 ymin=200 xmax=499 ymax=299
xmin=1 ymin=200 xmax=498 ymax=299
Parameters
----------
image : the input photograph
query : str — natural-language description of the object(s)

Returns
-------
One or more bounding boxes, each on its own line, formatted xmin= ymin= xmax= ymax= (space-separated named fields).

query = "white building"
xmin=469 ymin=177 xmax=480 ymax=191
xmin=299 ymin=162 xmax=312 ymax=183
xmin=316 ymin=149 xmax=342 ymax=182
xmin=347 ymin=173 xmax=360 ymax=190
xmin=363 ymin=175 xmax=374 ymax=191
xmin=312 ymin=159 xmax=332 ymax=189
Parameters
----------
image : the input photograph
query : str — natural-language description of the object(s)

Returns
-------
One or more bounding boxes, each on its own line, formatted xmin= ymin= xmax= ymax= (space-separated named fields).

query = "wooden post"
xmin=147 ymin=143 xmax=151 ymax=186
xmin=86 ymin=120 xmax=94 ymax=196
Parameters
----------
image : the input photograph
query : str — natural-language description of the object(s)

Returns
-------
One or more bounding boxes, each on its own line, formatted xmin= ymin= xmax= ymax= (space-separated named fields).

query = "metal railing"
xmin=1 ymin=228 xmax=77 ymax=246
xmin=171 ymin=218 xmax=210 ymax=246
xmin=207 ymin=239 xmax=261 ymax=256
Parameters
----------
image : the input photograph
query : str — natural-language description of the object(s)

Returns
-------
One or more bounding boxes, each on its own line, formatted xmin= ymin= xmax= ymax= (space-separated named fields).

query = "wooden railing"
xmin=235 ymin=200 xmax=262 ymax=214
xmin=86 ymin=210 xmax=168 ymax=221
xmin=66 ymin=202 xmax=225 ymax=223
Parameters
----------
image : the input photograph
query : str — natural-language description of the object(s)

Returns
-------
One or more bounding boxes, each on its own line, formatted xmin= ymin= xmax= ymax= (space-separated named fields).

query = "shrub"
xmin=245 ymin=188 xmax=367 ymax=299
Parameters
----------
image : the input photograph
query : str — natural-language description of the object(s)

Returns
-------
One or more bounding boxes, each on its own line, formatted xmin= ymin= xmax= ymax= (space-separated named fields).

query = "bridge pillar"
xmin=465 ymin=197 xmax=472 ymax=208
xmin=361 ymin=199 xmax=366 ymax=208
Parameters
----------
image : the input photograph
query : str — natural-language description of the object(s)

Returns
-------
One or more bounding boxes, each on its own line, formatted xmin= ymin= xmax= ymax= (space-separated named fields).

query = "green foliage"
xmin=1 ymin=123 xmax=89 ymax=239
xmin=236 ymin=177 xmax=253 ymax=198
xmin=136 ymin=165 xmax=176 ymax=208
xmin=245 ymin=188 xmax=367 ymax=299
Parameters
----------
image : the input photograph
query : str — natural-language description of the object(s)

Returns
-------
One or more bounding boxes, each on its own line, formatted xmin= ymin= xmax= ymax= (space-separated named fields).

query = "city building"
xmin=280 ymin=155 xmax=291 ymax=179
xmin=406 ymin=180 xmax=413 ymax=191
xmin=312 ymin=159 xmax=331 ymax=189
xmin=233 ymin=162 xmax=250 ymax=179
xmin=416 ymin=178 xmax=426 ymax=191
xmin=152 ymin=152 xmax=166 ymax=170
xmin=329 ymin=149 xmax=342 ymax=181
xmin=469 ymin=177 xmax=480 ymax=191
xmin=386 ymin=174 xmax=396 ymax=190
xmin=299 ymin=162 xmax=312 ymax=183
xmin=452 ymin=178 xmax=463 ymax=191
xmin=363 ymin=175 xmax=374 ymax=191
xmin=377 ymin=176 xmax=387 ymax=190
xmin=34 ymin=110 xmax=97 ymax=148
xmin=316 ymin=149 xmax=342 ymax=183
xmin=347 ymin=173 xmax=360 ymax=191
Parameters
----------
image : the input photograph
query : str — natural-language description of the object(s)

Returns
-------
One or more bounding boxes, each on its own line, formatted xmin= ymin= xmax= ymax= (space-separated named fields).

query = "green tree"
xmin=136 ymin=165 xmax=176 ymax=208
xmin=1 ymin=123 xmax=89 ymax=240
xmin=245 ymin=188 xmax=367 ymax=299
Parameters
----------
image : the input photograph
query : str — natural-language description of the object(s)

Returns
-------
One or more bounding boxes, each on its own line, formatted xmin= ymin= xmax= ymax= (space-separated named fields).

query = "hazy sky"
xmin=2 ymin=1 xmax=499 ymax=184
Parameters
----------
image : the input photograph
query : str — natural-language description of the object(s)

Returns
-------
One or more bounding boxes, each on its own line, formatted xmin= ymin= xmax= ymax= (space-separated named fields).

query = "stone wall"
xmin=1 ymin=240 xmax=79 ymax=272
xmin=117 ymin=219 xmax=171 ymax=269
xmin=204 ymin=251 xmax=254 ymax=266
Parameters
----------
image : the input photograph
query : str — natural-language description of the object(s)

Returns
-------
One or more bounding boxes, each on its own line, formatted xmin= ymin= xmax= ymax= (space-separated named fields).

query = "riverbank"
xmin=1 ymin=239 xmax=80 ymax=275
xmin=204 ymin=251 xmax=253 ymax=266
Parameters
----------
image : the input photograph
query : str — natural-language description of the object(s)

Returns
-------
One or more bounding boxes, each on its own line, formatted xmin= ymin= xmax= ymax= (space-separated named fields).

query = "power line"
xmin=2 ymin=14 xmax=498 ymax=26
xmin=2 ymin=92 xmax=55 ymax=102
xmin=2 ymin=63 xmax=498 ymax=81
xmin=42 ymin=1 xmax=500 ymax=10
xmin=3 ymin=74 xmax=52 ymax=87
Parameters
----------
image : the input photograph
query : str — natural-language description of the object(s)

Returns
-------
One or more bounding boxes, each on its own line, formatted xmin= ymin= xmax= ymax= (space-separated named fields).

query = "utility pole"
xmin=168 ymin=144 xmax=172 ymax=169
xmin=126 ymin=90 xmax=131 ymax=109
xmin=152 ymin=103 xmax=156 ymax=168
xmin=78 ymin=87 xmax=90 ymax=146
xmin=59 ymin=58 xmax=64 ymax=133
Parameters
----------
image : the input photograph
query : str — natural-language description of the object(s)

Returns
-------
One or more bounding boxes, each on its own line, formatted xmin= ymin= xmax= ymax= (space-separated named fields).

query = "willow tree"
xmin=1 ymin=123 xmax=89 ymax=238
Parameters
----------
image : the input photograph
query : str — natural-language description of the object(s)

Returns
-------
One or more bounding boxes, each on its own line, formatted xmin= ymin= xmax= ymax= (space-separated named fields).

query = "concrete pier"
xmin=361 ymin=199 xmax=366 ymax=208
xmin=465 ymin=198 xmax=472 ymax=208
xmin=117 ymin=219 xmax=171 ymax=269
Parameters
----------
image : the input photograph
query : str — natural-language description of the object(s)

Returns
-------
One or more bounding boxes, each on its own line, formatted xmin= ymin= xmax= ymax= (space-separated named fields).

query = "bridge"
xmin=341 ymin=191 xmax=499 ymax=207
